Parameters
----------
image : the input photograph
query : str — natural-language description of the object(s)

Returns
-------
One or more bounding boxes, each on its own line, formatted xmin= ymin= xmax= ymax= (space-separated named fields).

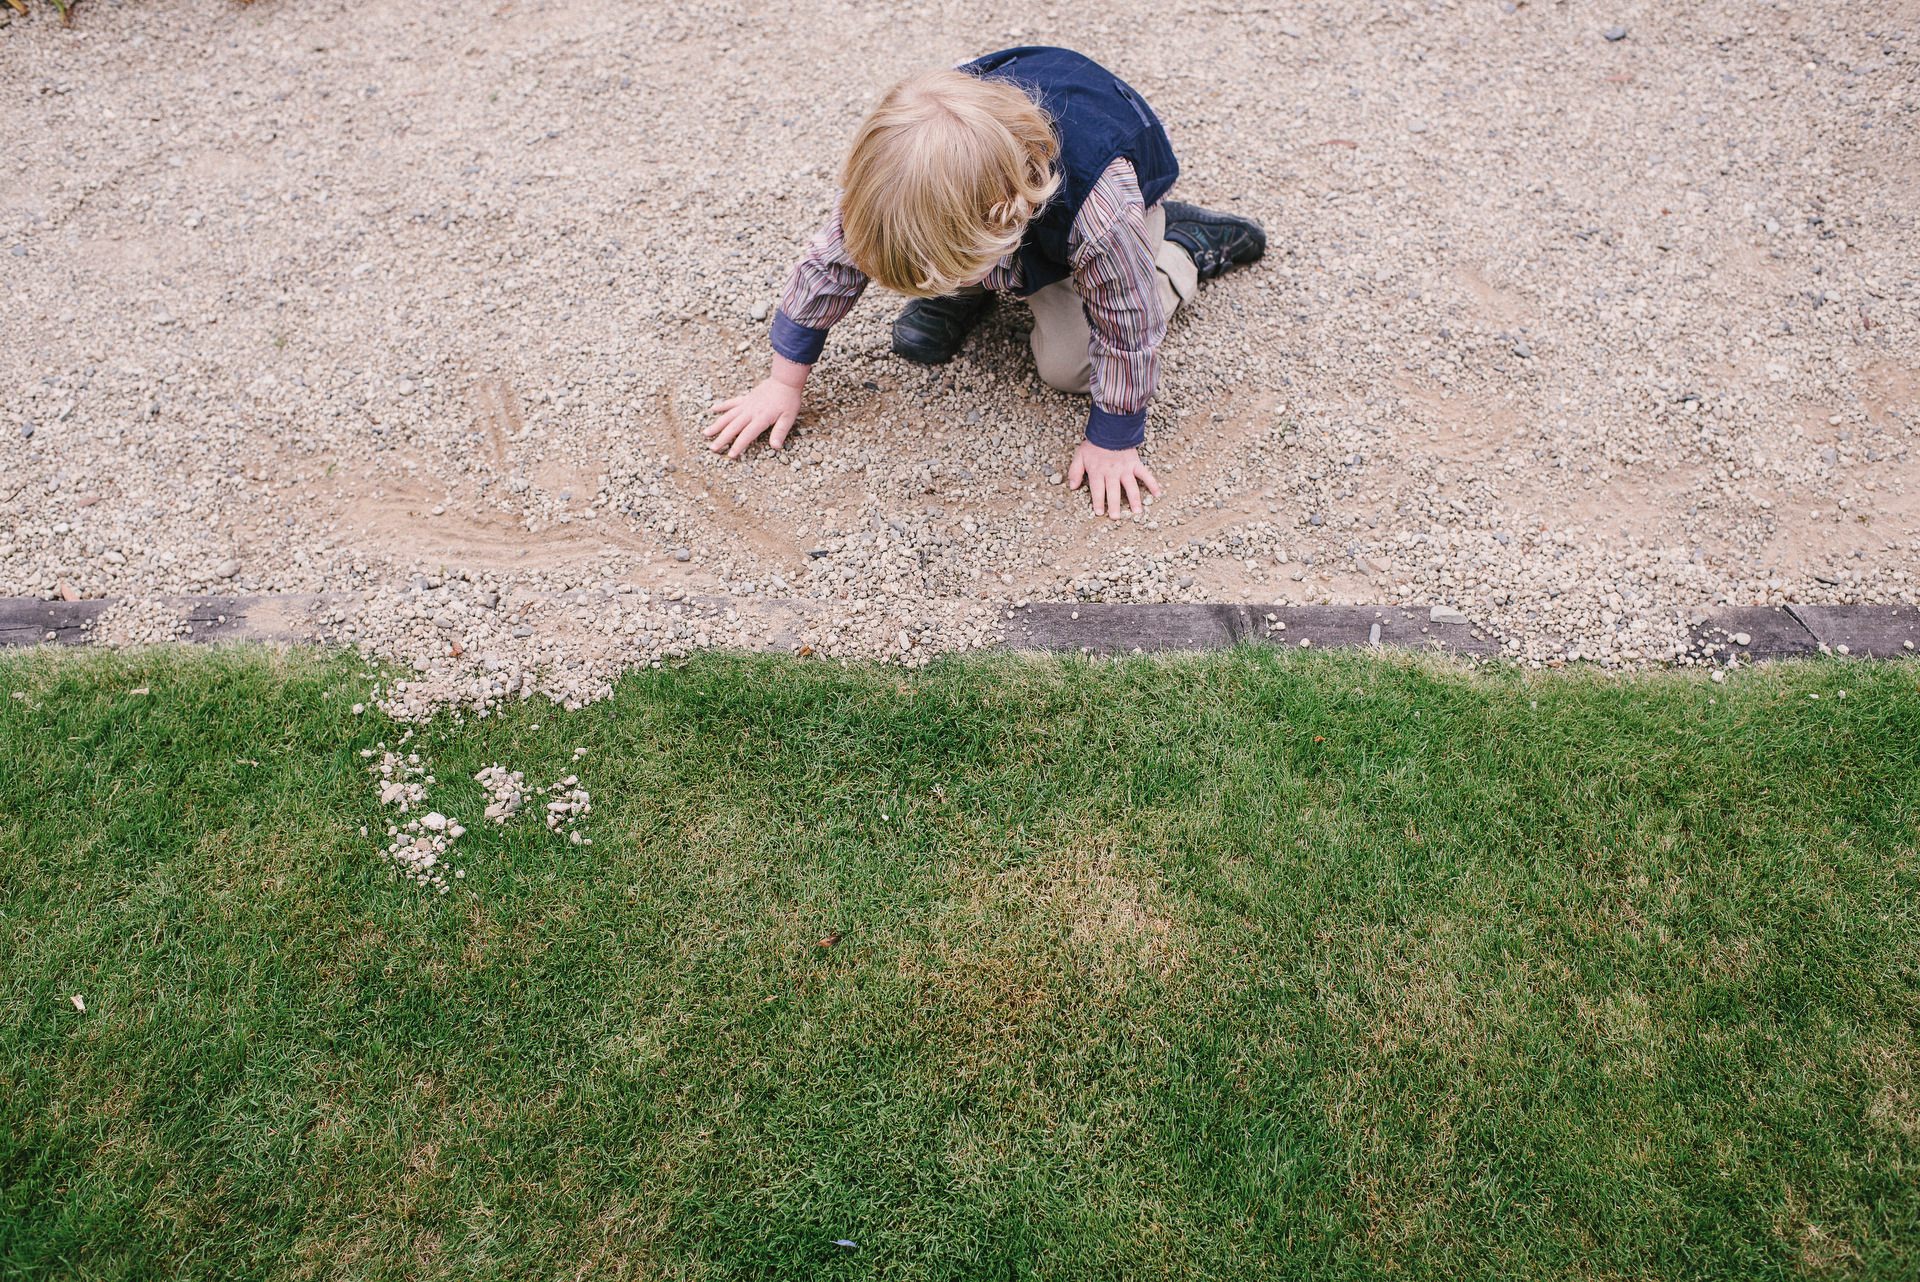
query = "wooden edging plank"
xmin=0 ymin=599 xmax=110 ymax=647
xmin=1786 ymin=604 xmax=1920 ymax=658
xmin=1 ymin=596 xmax=1915 ymax=662
xmin=1687 ymin=606 xmax=1821 ymax=662
xmin=1000 ymin=603 xmax=1502 ymax=656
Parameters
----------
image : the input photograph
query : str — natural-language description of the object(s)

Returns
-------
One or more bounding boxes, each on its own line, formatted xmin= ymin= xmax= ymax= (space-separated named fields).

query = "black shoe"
xmin=891 ymin=291 xmax=994 ymax=364
xmin=1163 ymin=201 xmax=1267 ymax=280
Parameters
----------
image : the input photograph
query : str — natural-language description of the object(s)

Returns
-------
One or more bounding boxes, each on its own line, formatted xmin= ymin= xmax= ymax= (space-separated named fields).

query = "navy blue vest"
xmin=964 ymin=47 xmax=1180 ymax=296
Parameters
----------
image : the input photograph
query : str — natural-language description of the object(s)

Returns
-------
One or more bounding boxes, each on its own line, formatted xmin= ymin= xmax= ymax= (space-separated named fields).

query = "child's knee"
xmin=1031 ymin=341 xmax=1092 ymax=395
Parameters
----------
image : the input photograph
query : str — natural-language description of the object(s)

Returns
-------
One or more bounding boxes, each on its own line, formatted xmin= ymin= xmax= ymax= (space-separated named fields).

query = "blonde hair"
xmin=839 ymin=68 xmax=1061 ymax=297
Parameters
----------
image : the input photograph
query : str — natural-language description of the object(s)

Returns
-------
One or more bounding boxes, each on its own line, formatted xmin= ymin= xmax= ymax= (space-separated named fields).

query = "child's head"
xmin=839 ymin=68 xmax=1061 ymax=297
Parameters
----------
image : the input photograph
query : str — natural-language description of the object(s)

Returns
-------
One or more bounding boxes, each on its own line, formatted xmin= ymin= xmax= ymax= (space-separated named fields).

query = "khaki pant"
xmin=1025 ymin=202 xmax=1199 ymax=394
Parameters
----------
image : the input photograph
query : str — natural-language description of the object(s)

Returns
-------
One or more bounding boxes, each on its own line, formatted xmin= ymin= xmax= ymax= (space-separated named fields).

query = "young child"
xmin=706 ymin=46 xmax=1265 ymax=518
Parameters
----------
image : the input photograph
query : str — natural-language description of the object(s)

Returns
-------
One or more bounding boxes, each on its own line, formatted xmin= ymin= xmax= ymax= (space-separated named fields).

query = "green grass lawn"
xmin=3 ymin=646 xmax=1917 ymax=1280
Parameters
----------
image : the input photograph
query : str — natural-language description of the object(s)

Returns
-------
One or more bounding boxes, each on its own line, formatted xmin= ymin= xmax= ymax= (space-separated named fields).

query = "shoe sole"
xmin=891 ymin=339 xmax=960 ymax=365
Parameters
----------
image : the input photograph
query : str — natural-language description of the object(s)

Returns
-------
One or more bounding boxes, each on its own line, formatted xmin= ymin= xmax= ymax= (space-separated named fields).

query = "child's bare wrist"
xmin=769 ymin=356 xmax=811 ymax=389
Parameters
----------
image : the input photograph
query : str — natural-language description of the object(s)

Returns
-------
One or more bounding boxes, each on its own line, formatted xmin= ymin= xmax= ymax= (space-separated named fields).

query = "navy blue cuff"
xmin=1085 ymin=405 xmax=1148 ymax=450
xmin=769 ymin=309 xmax=828 ymax=366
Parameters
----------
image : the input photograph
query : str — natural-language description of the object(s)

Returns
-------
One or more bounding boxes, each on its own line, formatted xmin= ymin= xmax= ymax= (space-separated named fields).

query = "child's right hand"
xmin=706 ymin=360 xmax=808 ymax=459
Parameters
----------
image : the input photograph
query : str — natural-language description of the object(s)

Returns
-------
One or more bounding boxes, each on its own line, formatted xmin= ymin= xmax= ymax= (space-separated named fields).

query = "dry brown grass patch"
xmin=1774 ymin=1185 xmax=1861 ymax=1274
xmin=894 ymin=841 xmax=1188 ymax=1050
xmin=1859 ymin=1036 xmax=1920 ymax=1144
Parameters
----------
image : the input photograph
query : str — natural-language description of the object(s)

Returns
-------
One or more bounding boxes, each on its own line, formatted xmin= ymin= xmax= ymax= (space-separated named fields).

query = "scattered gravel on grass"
xmin=365 ymin=742 xmax=465 ymax=891
xmin=543 ymin=774 xmax=592 ymax=846
xmin=382 ymin=818 xmax=463 ymax=895
xmin=364 ymin=743 xmax=591 ymax=891
xmin=2 ymin=1 xmax=1914 ymax=708
xmin=474 ymin=763 xmax=528 ymax=824
xmin=366 ymin=746 xmax=429 ymax=813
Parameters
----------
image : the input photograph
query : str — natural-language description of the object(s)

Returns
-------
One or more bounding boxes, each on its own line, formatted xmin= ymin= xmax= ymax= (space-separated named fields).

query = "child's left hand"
xmin=1067 ymin=440 xmax=1162 ymax=518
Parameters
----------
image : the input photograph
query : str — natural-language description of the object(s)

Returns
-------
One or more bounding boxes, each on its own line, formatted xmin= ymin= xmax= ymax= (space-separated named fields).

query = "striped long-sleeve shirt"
xmin=769 ymin=158 xmax=1170 ymax=450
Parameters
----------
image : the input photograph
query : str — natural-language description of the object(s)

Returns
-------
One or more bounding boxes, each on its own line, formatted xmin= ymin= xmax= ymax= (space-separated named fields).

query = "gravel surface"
xmin=4 ymin=0 xmax=1916 ymax=712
